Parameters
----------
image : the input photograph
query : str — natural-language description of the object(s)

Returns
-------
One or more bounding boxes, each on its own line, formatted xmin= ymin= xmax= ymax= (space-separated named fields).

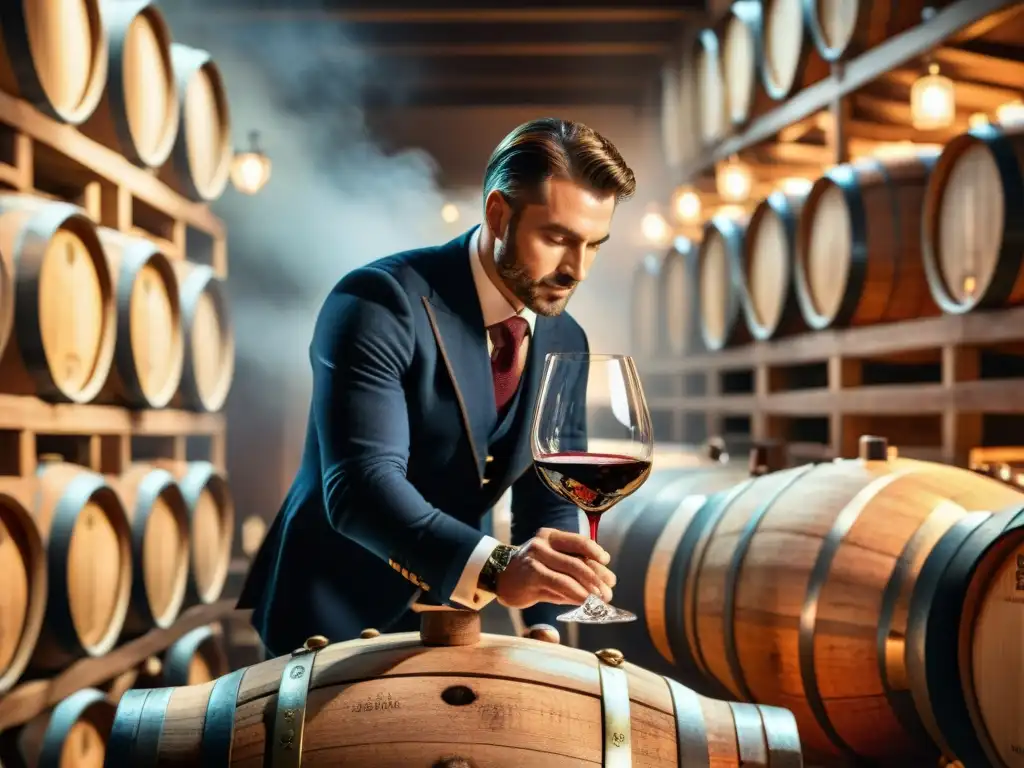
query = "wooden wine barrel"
xmin=615 ymin=435 xmax=1024 ymax=763
xmin=578 ymin=456 xmax=757 ymax=681
xmin=631 ymin=254 xmax=662 ymax=358
xmin=721 ymin=1 xmax=772 ymax=127
xmin=162 ymin=624 xmax=229 ymax=686
xmin=698 ymin=215 xmax=750 ymax=351
xmin=111 ymin=464 xmax=190 ymax=636
xmin=154 ymin=460 xmax=234 ymax=606
xmin=17 ymin=688 xmax=115 ymax=768
xmin=0 ymin=491 xmax=46 ymax=693
xmin=804 ymin=0 xmax=936 ymax=62
xmin=0 ymin=196 xmax=117 ymax=404
xmin=794 ymin=153 xmax=940 ymax=331
xmin=760 ymin=0 xmax=829 ymax=100
xmin=160 ymin=44 xmax=232 ymax=202
xmin=675 ymin=31 xmax=703 ymax=166
xmin=0 ymin=0 xmax=108 ymax=125
xmin=904 ymin=500 xmax=1024 ymax=767
xmin=660 ymin=239 xmax=699 ymax=356
xmin=79 ymin=0 xmax=179 ymax=168
xmin=98 ymin=229 xmax=184 ymax=409
xmin=921 ymin=120 xmax=1024 ymax=314
xmin=696 ymin=29 xmax=728 ymax=146
xmin=739 ymin=190 xmax=807 ymax=340
xmin=177 ymin=264 xmax=234 ymax=412
xmin=107 ymin=610 xmax=805 ymax=767
xmin=30 ymin=459 xmax=133 ymax=671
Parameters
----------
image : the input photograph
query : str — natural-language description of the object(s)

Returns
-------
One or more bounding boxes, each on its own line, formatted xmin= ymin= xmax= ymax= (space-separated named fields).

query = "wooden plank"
xmin=934 ymin=45 xmax=1024 ymax=89
xmin=677 ymin=0 xmax=1019 ymax=180
xmin=0 ymin=601 xmax=242 ymax=731
xmin=0 ymin=89 xmax=224 ymax=238
xmin=0 ymin=395 xmax=225 ymax=435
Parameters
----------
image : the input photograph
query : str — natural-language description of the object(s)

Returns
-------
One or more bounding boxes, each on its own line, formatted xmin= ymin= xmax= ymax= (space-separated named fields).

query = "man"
xmin=237 ymin=118 xmax=637 ymax=655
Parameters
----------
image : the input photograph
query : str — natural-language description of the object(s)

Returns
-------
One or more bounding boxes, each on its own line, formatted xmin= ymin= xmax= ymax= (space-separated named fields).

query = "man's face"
xmin=491 ymin=177 xmax=616 ymax=317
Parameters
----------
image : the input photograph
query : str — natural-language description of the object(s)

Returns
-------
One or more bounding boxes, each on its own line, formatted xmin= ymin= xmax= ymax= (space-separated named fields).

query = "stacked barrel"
xmin=642 ymin=116 xmax=1024 ymax=356
xmin=0 ymin=2 xmax=236 ymax=766
xmin=577 ymin=436 xmax=1024 ymax=767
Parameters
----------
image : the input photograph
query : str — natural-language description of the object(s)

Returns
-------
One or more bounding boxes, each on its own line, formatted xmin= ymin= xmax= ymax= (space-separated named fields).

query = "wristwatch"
xmin=478 ymin=543 xmax=519 ymax=594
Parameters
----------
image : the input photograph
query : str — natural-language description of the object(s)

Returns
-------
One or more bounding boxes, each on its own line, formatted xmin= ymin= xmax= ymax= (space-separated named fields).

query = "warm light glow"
xmin=672 ymin=186 xmax=702 ymax=223
xmin=969 ymin=112 xmax=990 ymax=129
xmin=778 ymin=177 xmax=813 ymax=196
xmin=241 ymin=516 xmax=267 ymax=557
xmin=441 ymin=202 xmax=461 ymax=224
xmin=910 ymin=63 xmax=956 ymax=130
xmin=863 ymin=141 xmax=943 ymax=160
xmin=230 ymin=130 xmax=272 ymax=195
xmin=996 ymin=99 xmax=1024 ymax=125
xmin=715 ymin=204 xmax=747 ymax=220
xmin=716 ymin=157 xmax=753 ymax=203
xmin=641 ymin=208 xmax=670 ymax=245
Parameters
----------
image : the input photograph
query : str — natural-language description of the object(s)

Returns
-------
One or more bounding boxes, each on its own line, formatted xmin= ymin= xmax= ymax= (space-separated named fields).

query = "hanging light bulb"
xmin=441 ymin=203 xmax=460 ymax=224
xmin=640 ymin=206 xmax=670 ymax=245
xmin=996 ymin=99 xmax=1024 ymax=125
xmin=716 ymin=156 xmax=753 ymax=203
xmin=230 ymin=130 xmax=272 ymax=195
xmin=778 ymin=177 xmax=813 ymax=196
xmin=671 ymin=185 xmax=702 ymax=224
xmin=910 ymin=63 xmax=956 ymax=131
xmin=969 ymin=112 xmax=990 ymax=129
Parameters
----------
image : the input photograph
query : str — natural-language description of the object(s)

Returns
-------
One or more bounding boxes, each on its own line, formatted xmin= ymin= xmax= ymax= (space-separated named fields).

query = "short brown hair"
xmin=483 ymin=118 xmax=636 ymax=208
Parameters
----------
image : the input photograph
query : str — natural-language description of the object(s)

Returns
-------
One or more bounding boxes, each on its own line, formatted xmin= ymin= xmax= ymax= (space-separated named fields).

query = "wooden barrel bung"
xmin=739 ymin=190 xmax=807 ymax=340
xmin=106 ymin=626 xmax=805 ymax=766
xmin=30 ymin=459 xmax=133 ymax=670
xmin=665 ymin=446 xmax=1023 ymax=763
xmin=660 ymin=238 xmax=698 ymax=356
xmin=161 ymin=44 xmax=232 ymax=202
xmin=794 ymin=153 xmax=940 ymax=331
xmin=0 ymin=491 xmax=46 ymax=693
xmin=0 ymin=195 xmax=117 ymax=404
xmin=697 ymin=215 xmax=750 ymax=351
xmin=157 ymin=460 xmax=234 ymax=605
xmin=804 ymin=0 xmax=937 ymax=62
xmin=79 ymin=0 xmax=179 ymax=168
xmin=0 ymin=0 xmax=109 ymax=125
xmin=576 ymin=457 xmax=756 ymax=684
xmin=177 ymin=264 xmax=234 ymax=412
xmin=98 ymin=229 xmax=184 ymax=409
xmin=17 ymin=687 xmax=115 ymax=768
xmin=163 ymin=624 xmax=229 ymax=686
xmin=921 ymin=120 xmax=1024 ymax=314
xmin=760 ymin=0 xmax=828 ymax=100
xmin=696 ymin=28 xmax=728 ymax=146
xmin=631 ymin=254 xmax=662 ymax=358
xmin=111 ymin=464 xmax=190 ymax=635
xmin=721 ymin=1 xmax=772 ymax=127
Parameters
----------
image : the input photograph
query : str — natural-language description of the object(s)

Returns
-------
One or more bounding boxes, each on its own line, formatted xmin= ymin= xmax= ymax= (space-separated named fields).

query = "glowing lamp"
xmin=230 ymin=130 xmax=272 ymax=195
xmin=672 ymin=186 xmax=702 ymax=223
xmin=716 ymin=156 xmax=753 ymax=203
xmin=910 ymin=63 xmax=955 ymax=131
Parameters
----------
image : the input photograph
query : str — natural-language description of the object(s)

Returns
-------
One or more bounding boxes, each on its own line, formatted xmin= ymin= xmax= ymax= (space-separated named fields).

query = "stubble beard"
xmin=494 ymin=219 xmax=578 ymax=317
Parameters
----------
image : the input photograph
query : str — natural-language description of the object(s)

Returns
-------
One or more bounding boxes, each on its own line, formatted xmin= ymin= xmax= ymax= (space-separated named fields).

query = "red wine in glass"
xmin=530 ymin=352 xmax=654 ymax=624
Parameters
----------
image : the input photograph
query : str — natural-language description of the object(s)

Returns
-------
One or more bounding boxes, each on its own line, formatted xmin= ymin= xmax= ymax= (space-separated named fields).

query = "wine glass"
xmin=530 ymin=352 xmax=654 ymax=624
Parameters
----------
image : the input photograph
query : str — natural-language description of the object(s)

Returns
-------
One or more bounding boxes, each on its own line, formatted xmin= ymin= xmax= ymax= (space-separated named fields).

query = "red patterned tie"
xmin=490 ymin=316 xmax=529 ymax=410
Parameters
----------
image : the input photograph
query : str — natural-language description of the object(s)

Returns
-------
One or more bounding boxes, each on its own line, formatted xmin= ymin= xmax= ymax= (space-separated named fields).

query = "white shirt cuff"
xmin=449 ymin=534 xmax=501 ymax=609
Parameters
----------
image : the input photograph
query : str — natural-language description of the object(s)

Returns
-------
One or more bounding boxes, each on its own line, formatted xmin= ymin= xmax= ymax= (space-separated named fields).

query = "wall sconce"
xmin=230 ymin=130 xmax=272 ymax=195
xmin=716 ymin=156 xmax=753 ymax=203
xmin=640 ymin=206 xmax=670 ymax=246
xmin=910 ymin=63 xmax=956 ymax=130
xmin=671 ymin=185 xmax=702 ymax=224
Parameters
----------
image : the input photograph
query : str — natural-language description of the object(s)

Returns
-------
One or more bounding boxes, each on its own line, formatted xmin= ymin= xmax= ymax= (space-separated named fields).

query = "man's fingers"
xmin=534 ymin=545 xmax=605 ymax=595
xmin=546 ymin=530 xmax=610 ymax=564
xmin=587 ymin=559 xmax=617 ymax=589
xmin=532 ymin=560 xmax=591 ymax=604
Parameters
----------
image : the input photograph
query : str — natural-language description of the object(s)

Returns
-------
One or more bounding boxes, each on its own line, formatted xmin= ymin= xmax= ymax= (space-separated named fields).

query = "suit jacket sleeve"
xmin=310 ymin=266 xmax=486 ymax=604
xmin=512 ymin=326 xmax=590 ymax=630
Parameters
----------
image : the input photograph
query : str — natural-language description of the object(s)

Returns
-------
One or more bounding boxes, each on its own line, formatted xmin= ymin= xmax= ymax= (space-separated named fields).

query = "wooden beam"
xmin=676 ymin=0 xmax=1018 ymax=181
xmin=335 ymin=42 xmax=669 ymax=56
xmin=202 ymin=7 xmax=701 ymax=22
xmin=843 ymin=119 xmax=960 ymax=144
xmin=949 ymin=2 xmax=1024 ymax=41
xmin=883 ymin=67 xmax=1021 ymax=111
xmin=933 ymin=46 xmax=1024 ymax=91
xmin=854 ymin=94 xmax=972 ymax=131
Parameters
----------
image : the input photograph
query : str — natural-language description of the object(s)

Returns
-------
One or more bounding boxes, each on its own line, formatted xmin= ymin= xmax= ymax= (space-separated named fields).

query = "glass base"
xmin=557 ymin=593 xmax=637 ymax=624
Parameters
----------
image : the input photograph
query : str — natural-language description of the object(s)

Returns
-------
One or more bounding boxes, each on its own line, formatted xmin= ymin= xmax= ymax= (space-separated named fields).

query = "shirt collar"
xmin=469 ymin=227 xmax=537 ymax=334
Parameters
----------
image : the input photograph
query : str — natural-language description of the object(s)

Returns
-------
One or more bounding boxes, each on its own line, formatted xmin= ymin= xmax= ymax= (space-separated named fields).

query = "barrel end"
xmin=756 ymin=703 xmax=805 ymax=767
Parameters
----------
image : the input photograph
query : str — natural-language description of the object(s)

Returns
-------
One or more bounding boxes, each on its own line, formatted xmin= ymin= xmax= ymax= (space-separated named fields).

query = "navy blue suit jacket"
xmin=237 ymin=228 xmax=589 ymax=655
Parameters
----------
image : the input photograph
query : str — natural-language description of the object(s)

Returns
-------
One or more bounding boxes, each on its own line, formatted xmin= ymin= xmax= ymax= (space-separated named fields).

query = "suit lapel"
xmin=421 ymin=231 xmax=496 ymax=483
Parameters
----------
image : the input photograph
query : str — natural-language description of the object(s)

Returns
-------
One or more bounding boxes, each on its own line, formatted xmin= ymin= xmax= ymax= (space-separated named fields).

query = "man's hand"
xmin=495 ymin=528 xmax=617 ymax=609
